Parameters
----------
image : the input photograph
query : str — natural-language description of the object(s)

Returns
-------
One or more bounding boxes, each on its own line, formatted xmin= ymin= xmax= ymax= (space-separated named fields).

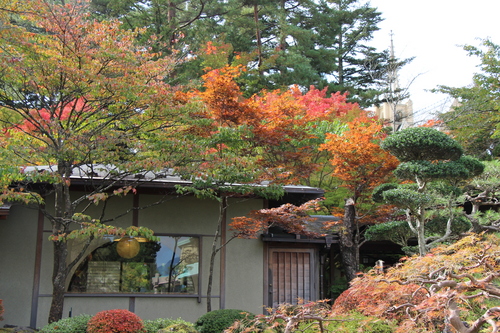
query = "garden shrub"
xmin=195 ymin=309 xmax=255 ymax=333
xmin=224 ymin=302 xmax=395 ymax=333
xmin=301 ymin=313 xmax=395 ymax=333
xmin=0 ymin=299 xmax=3 ymax=321
xmin=142 ymin=318 xmax=194 ymax=333
xmin=40 ymin=314 xmax=91 ymax=333
xmin=86 ymin=309 xmax=143 ymax=333
xmin=158 ymin=323 xmax=198 ymax=333
xmin=0 ymin=327 xmax=37 ymax=333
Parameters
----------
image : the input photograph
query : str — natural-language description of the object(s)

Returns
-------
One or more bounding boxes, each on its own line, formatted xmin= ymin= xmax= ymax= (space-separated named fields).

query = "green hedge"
xmin=298 ymin=313 xmax=395 ymax=333
xmin=39 ymin=314 xmax=91 ymax=333
xmin=195 ymin=309 xmax=255 ymax=333
xmin=143 ymin=318 xmax=195 ymax=333
xmin=40 ymin=315 xmax=196 ymax=333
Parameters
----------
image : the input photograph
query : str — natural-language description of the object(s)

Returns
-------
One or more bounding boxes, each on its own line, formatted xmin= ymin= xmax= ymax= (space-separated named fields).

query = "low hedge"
xmin=143 ymin=318 xmax=195 ymax=333
xmin=195 ymin=309 xmax=255 ymax=333
xmin=39 ymin=314 xmax=91 ymax=333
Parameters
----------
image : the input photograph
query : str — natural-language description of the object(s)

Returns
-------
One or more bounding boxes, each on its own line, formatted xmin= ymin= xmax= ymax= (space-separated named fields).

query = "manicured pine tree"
xmin=377 ymin=127 xmax=485 ymax=256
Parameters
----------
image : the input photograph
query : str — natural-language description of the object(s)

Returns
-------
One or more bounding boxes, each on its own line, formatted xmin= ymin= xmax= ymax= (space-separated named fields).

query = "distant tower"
xmin=388 ymin=31 xmax=399 ymax=97
xmin=374 ymin=31 xmax=414 ymax=131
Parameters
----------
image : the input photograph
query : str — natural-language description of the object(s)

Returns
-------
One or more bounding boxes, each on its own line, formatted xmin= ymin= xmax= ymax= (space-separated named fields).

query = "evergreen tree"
xmin=305 ymin=0 xmax=389 ymax=107
xmin=376 ymin=127 xmax=485 ymax=256
xmin=222 ymin=0 xmax=391 ymax=106
xmin=437 ymin=39 xmax=500 ymax=158
xmin=87 ymin=0 xmax=391 ymax=106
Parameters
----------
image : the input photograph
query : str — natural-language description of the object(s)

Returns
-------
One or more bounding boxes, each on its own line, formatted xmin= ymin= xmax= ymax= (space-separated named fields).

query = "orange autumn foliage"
xmin=420 ymin=118 xmax=443 ymax=128
xmin=333 ymin=234 xmax=500 ymax=333
xmin=198 ymin=65 xmax=257 ymax=127
xmin=320 ymin=115 xmax=399 ymax=201
xmin=230 ymin=199 xmax=323 ymax=239
xmin=249 ymin=89 xmax=310 ymax=146
xmin=194 ymin=65 xmax=360 ymax=184
xmin=332 ymin=274 xmax=426 ymax=320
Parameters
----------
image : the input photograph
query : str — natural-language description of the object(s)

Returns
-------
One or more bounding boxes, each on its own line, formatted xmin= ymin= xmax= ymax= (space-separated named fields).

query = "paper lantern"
xmin=116 ymin=236 xmax=140 ymax=259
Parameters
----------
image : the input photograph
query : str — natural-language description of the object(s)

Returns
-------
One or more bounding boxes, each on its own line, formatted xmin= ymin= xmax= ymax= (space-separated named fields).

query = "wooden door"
xmin=267 ymin=247 xmax=317 ymax=308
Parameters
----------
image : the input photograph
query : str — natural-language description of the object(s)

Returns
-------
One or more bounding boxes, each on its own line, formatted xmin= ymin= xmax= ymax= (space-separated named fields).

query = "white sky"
xmin=368 ymin=0 xmax=500 ymax=124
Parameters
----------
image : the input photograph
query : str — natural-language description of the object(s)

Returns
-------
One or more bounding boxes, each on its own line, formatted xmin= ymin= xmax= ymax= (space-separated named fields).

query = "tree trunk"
xmin=48 ymin=172 xmax=73 ymax=323
xmin=167 ymin=0 xmax=177 ymax=45
xmin=253 ymin=4 xmax=263 ymax=71
xmin=48 ymin=240 xmax=68 ymax=323
xmin=167 ymin=237 xmax=180 ymax=292
xmin=206 ymin=197 xmax=227 ymax=312
xmin=338 ymin=28 xmax=344 ymax=87
xmin=415 ymin=208 xmax=427 ymax=256
xmin=339 ymin=198 xmax=358 ymax=282
xmin=416 ymin=222 xmax=427 ymax=256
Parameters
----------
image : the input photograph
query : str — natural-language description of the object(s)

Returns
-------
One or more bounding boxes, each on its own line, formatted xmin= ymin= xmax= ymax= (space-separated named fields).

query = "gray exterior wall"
xmin=0 ymin=192 xmax=266 ymax=328
xmin=0 ymin=204 xmax=39 ymax=327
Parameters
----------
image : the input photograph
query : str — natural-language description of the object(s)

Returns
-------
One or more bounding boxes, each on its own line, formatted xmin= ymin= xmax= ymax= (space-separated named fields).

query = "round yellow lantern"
xmin=116 ymin=236 xmax=140 ymax=259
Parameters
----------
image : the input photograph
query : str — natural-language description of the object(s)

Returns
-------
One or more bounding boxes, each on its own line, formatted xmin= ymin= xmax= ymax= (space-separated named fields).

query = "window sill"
xmin=63 ymin=292 xmax=203 ymax=298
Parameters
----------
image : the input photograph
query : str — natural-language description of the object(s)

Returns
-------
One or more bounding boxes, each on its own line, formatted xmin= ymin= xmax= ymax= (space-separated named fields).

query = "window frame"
xmin=65 ymin=233 xmax=202 ymax=301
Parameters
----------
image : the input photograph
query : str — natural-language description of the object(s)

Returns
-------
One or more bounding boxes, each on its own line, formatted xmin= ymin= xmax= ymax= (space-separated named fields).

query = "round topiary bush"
xmin=195 ymin=309 xmax=254 ymax=333
xmin=86 ymin=309 xmax=143 ymax=333
xmin=40 ymin=314 xmax=92 ymax=333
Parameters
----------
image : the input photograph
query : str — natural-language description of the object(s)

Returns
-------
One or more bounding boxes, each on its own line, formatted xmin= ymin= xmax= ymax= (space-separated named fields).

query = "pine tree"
xmin=87 ymin=0 xmax=392 ymax=107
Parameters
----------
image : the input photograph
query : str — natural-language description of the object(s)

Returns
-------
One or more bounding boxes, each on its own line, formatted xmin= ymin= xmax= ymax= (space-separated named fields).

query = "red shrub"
xmin=0 ymin=299 xmax=4 ymax=321
xmin=86 ymin=309 xmax=144 ymax=333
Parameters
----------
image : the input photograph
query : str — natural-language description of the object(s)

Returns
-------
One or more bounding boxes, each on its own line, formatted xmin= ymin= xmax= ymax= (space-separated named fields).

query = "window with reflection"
xmin=68 ymin=236 xmax=200 ymax=294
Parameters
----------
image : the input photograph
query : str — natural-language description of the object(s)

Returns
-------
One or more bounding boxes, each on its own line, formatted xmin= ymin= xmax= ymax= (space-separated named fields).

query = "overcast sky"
xmin=368 ymin=0 xmax=499 ymax=123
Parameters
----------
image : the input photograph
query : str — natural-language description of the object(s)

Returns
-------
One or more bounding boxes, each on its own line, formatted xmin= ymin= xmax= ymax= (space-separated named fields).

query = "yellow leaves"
xmin=61 ymin=222 xmax=159 ymax=243
xmin=0 ymin=0 xmax=184 ymax=175
xmin=386 ymin=234 xmax=500 ymax=285
xmin=1 ymin=0 xmax=175 ymax=100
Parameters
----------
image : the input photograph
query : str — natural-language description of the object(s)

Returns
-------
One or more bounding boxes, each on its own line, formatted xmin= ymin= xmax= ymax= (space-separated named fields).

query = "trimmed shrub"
xmin=86 ymin=309 xmax=143 ymax=333
xmin=195 ymin=309 xmax=254 ymax=333
xmin=143 ymin=318 xmax=194 ymax=333
xmin=304 ymin=313 xmax=395 ymax=333
xmin=158 ymin=323 xmax=197 ymax=333
xmin=40 ymin=314 xmax=91 ymax=333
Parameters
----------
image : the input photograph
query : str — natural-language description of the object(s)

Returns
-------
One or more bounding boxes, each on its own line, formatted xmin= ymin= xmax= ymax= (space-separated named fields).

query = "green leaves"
xmin=62 ymin=222 xmax=159 ymax=243
xmin=381 ymin=188 xmax=433 ymax=211
xmin=436 ymin=39 xmax=500 ymax=156
xmin=375 ymin=127 xmax=485 ymax=255
xmin=381 ymin=127 xmax=463 ymax=162
xmin=372 ymin=182 xmax=399 ymax=203
xmin=394 ymin=157 xmax=484 ymax=182
xmin=364 ymin=220 xmax=412 ymax=247
xmin=456 ymin=155 xmax=485 ymax=177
